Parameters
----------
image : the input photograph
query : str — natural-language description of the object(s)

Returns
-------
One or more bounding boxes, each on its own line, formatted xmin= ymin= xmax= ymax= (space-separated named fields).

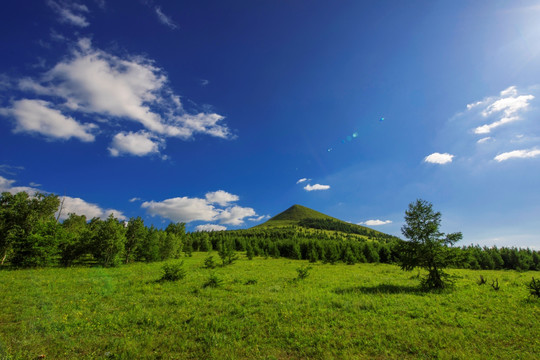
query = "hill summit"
xmin=267 ymin=204 xmax=338 ymax=222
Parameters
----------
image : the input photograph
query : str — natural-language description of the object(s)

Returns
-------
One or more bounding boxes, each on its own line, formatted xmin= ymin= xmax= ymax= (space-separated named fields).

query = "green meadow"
xmin=1 ymin=252 xmax=538 ymax=359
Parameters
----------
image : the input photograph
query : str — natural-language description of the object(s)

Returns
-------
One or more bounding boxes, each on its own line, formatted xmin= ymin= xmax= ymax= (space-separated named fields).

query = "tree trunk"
xmin=1 ymin=250 xmax=7 ymax=265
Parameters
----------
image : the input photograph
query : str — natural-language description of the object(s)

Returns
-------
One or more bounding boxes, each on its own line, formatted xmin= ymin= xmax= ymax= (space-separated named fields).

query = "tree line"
xmin=1 ymin=191 xmax=539 ymax=270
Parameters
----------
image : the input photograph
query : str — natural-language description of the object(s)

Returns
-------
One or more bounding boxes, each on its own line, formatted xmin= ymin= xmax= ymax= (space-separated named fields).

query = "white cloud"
xmin=477 ymin=137 xmax=492 ymax=144
xmin=473 ymin=86 xmax=534 ymax=134
xmin=358 ymin=219 xmax=392 ymax=226
xmin=0 ymin=175 xmax=125 ymax=221
xmin=108 ymin=131 xmax=161 ymax=157
xmin=205 ymin=190 xmax=239 ymax=206
xmin=59 ymin=196 xmax=126 ymax=221
xmin=2 ymin=99 xmax=96 ymax=142
xmin=424 ymin=152 xmax=454 ymax=164
xmin=155 ymin=6 xmax=178 ymax=29
xmin=142 ymin=197 xmax=217 ymax=223
xmin=216 ymin=205 xmax=256 ymax=225
xmin=129 ymin=197 xmax=141 ymax=202
xmin=296 ymin=178 xmax=309 ymax=184
xmin=195 ymin=224 xmax=227 ymax=232
xmin=249 ymin=215 xmax=270 ymax=222
xmin=304 ymin=184 xmax=330 ymax=191
xmin=142 ymin=191 xmax=258 ymax=225
xmin=494 ymin=148 xmax=540 ymax=162
xmin=10 ymin=38 xmax=233 ymax=156
xmin=47 ymin=1 xmax=90 ymax=27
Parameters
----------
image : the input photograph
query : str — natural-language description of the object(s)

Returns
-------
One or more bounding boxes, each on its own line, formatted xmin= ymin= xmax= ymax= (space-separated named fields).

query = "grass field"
xmin=1 ymin=252 xmax=539 ymax=359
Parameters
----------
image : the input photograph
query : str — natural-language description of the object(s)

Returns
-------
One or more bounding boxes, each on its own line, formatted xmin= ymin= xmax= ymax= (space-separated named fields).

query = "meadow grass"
xmin=0 ymin=252 xmax=538 ymax=359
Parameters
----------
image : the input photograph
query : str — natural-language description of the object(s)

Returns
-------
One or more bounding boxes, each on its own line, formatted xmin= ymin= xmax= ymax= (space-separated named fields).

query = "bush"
xmin=527 ymin=277 xmax=540 ymax=298
xmin=203 ymin=273 xmax=223 ymax=288
xmin=296 ymin=265 xmax=312 ymax=280
xmin=160 ymin=261 xmax=186 ymax=282
xmin=203 ymin=255 xmax=217 ymax=269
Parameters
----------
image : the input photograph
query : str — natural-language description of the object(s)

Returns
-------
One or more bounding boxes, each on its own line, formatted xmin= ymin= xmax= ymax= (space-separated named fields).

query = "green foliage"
xmin=218 ymin=239 xmax=238 ymax=266
xmin=124 ymin=217 xmax=147 ymax=264
xmin=0 ymin=191 xmax=60 ymax=267
xmin=245 ymin=242 xmax=254 ymax=260
xmin=296 ymin=265 xmax=312 ymax=280
xmin=10 ymin=220 xmax=63 ymax=268
xmin=91 ymin=214 xmax=126 ymax=267
xmin=159 ymin=261 xmax=186 ymax=282
xmin=527 ymin=277 xmax=540 ymax=298
xmin=203 ymin=272 xmax=223 ymax=288
xmin=397 ymin=199 xmax=462 ymax=289
xmin=203 ymin=254 xmax=217 ymax=269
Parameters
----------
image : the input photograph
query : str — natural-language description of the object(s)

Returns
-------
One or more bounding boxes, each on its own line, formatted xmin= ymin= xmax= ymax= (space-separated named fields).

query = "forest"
xmin=1 ymin=191 xmax=539 ymax=271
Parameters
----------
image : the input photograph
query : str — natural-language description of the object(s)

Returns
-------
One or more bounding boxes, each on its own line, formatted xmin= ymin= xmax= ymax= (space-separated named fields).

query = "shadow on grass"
xmin=333 ymin=283 xmax=425 ymax=295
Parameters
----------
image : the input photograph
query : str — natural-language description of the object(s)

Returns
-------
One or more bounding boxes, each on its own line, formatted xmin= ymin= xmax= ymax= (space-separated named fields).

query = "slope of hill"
xmin=254 ymin=204 xmax=398 ymax=242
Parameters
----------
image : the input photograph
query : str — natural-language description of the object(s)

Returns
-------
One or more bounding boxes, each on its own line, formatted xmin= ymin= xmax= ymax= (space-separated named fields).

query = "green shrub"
xmin=160 ymin=261 xmax=186 ymax=282
xmin=296 ymin=265 xmax=312 ymax=280
xmin=203 ymin=255 xmax=216 ymax=269
xmin=203 ymin=273 xmax=223 ymax=288
xmin=527 ymin=277 xmax=540 ymax=298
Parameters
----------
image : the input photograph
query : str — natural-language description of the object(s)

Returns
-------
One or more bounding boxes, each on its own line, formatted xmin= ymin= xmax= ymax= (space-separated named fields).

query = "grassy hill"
xmin=254 ymin=204 xmax=398 ymax=242
xmin=255 ymin=204 xmax=339 ymax=228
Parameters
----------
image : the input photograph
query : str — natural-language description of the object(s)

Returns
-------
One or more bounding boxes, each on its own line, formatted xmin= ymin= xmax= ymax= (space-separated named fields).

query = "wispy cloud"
xmin=304 ymin=184 xmax=330 ymax=191
xmin=358 ymin=219 xmax=392 ymax=226
xmin=424 ymin=152 xmax=454 ymax=164
xmin=477 ymin=137 xmax=492 ymax=144
xmin=494 ymin=148 xmax=540 ymax=162
xmin=155 ymin=6 xmax=178 ymax=29
xmin=296 ymin=178 xmax=310 ymax=184
xmin=472 ymin=86 xmax=534 ymax=134
xmin=129 ymin=197 xmax=141 ymax=202
xmin=47 ymin=1 xmax=90 ymax=27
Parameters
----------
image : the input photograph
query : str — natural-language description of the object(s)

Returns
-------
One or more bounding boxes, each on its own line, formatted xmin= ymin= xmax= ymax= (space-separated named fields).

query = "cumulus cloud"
xmin=7 ymin=37 xmax=233 ymax=157
xmin=47 ymin=1 xmax=90 ymax=27
xmin=304 ymin=184 xmax=330 ymax=191
xmin=155 ymin=6 xmax=178 ymax=29
xmin=108 ymin=131 xmax=161 ymax=157
xmin=216 ymin=205 xmax=256 ymax=225
xmin=205 ymin=190 xmax=239 ymax=206
xmin=358 ymin=219 xmax=392 ymax=226
xmin=141 ymin=197 xmax=216 ymax=223
xmin=0 ymin=175 xmax=125 ymax=220
xmin=59 ymin=196 xmax=126 ymax=221
xmin=424 ymin=152 xmax=454 ymax=164
xmin=142 ymin=191 xmax=258 ymax=225
xmin=195 ymin=224 xmax=227 ymax=232
xmin=494 ymin=148 xmax=540 ymax=162
xmin=2 ymin=99 xmax=96 ymax=142
xmin=296 ymin=178 xmax=309 ymax=184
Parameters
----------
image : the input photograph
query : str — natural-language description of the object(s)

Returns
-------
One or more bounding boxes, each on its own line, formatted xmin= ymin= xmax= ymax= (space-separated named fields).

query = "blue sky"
xmin=1 ymin=0 xmax=539 ymax=248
